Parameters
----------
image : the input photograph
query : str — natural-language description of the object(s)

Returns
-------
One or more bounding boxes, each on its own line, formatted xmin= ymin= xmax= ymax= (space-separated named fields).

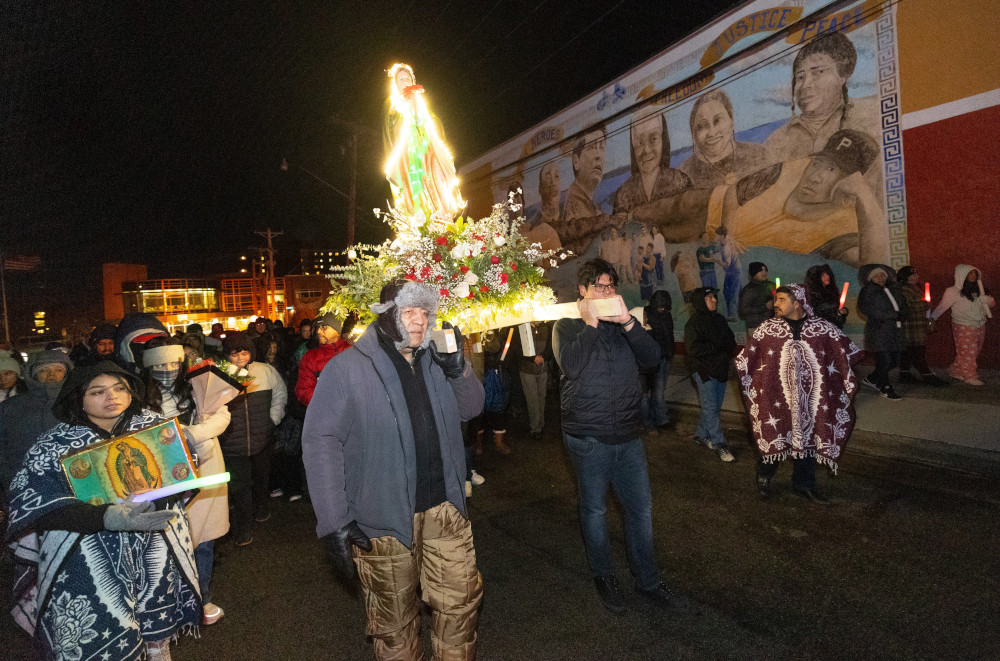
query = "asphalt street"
xmin=3 ymin=403 xmax=998 ymax=660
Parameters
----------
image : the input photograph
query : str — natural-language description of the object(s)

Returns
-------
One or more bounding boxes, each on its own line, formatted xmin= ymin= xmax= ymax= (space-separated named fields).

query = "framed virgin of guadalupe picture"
xmin=60 ymin=418 xmax=198 ymax=505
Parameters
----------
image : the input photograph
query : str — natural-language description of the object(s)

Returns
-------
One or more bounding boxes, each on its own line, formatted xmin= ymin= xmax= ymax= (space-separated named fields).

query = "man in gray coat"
xmin=0 ymin=349 xmax=73 ymax=491
xmin=303 ymin=281 xmax=485 ymax=661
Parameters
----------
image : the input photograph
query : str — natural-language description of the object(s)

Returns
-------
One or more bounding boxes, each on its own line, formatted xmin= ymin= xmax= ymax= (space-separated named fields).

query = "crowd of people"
xmin=0 ymin=258 xmax=992 ymax=660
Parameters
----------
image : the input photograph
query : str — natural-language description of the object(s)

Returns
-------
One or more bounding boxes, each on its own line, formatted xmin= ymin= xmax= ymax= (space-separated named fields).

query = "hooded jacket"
xmin=113 ymin=313 xmax=169 ymax=375
xmin=684 ymin=287 xmax=736 ymax=382
xmin=931 ymin=265 xmax=993 ymax=328
xmin=553 ymin=310 xmax=661 ymax=443
xmin=0 ymin=373 xmax=64 ymax=489
xmin=52 ymin=361 xmax=145 ymax=429
xmin=857 ymin=263 xmax=907 ymax=352
xmin=805 ymin=264 xmax=847 ymax=328
xmin=301 ymin=323 xmax=484 ymax=548
xmin=644 ymin=290 xmax=675 ymax=362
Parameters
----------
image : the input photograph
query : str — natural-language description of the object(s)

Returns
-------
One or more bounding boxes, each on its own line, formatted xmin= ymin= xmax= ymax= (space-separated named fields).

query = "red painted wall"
xmin=902 ymin=104 xmax=1000 ymax=369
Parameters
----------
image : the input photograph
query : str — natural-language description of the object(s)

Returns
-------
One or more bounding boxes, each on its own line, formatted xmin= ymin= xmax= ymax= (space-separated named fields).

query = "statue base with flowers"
xmin=320 ymin=200 xmax=573 ymax=333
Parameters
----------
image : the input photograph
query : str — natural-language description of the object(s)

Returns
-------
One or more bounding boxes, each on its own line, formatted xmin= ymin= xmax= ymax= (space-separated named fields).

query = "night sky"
xmin=2 ymin=0 xmax=741 ymax=335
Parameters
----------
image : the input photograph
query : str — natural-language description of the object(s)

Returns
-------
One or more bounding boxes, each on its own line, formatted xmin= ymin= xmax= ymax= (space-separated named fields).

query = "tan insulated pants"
xmin=353 ymin=501 xmax=483 ymax=661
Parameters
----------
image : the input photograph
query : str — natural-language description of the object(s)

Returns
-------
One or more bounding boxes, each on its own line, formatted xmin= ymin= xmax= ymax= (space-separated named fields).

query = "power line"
xmin=448 ymin=0 xmax=509 ymax=56
xmin=469 ymin=0 xmax=551 ymax=69
xmin=485 ymin=0 xmax=628 ymax=104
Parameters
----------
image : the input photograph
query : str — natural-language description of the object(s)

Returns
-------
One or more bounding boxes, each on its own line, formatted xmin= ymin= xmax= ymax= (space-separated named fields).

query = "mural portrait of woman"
xmin=679 ymin=89 xmax=770 ymax=188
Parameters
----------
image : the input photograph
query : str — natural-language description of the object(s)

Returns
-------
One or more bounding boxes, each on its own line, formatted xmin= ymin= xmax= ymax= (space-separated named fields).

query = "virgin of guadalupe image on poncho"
xmin=383 ymin=62 xmax=465 ymax=223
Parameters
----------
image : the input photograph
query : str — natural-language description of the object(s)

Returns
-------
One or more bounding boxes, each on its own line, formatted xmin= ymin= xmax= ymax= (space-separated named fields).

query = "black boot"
xmin=593 ymin=576 xmax=626 ymax=614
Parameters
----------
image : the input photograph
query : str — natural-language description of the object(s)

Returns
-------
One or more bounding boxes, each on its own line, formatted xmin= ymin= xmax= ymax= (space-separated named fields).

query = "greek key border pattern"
xmin=875 ymin=5 xmax=909 ymax=268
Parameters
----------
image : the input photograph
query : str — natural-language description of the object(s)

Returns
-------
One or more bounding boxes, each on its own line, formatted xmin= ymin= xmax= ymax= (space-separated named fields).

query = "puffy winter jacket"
xmin=218 ymin=361 xmax=287 ymax=457
xmin=553 ymin=314 xmax=660 ymax=444
xmin=858 ymin=264 xmax=907 ymax=352
xmin=296 ymin=338 xmax=351 ymax=406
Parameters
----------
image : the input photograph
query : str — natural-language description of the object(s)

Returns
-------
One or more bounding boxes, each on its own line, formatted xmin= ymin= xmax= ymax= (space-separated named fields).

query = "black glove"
xmin=429 ymin=322 xmax=466 ymax=379
xmin=323 ymin=521 xmax=372 ymax=580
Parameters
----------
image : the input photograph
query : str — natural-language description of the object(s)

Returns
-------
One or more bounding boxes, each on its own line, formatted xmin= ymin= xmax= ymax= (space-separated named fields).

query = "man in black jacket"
xmin=684 ymin=287 xmax=737 ymax=462
xmin=738 ymin=262 xmax=774 ymax=333
xmin=554 ymin=258 xmax=688 ymax=615
xmin=642 ymin=290 xmax=674 ymax=430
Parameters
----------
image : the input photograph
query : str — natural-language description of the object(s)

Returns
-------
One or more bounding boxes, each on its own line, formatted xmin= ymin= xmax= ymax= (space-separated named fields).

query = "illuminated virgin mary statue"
xmin=383 ymin=63 xmax=465 ymax=223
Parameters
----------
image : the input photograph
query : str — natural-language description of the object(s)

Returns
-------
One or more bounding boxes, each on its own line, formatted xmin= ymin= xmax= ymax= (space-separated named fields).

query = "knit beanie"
xmin=0 ymin=353 xmax=20 ymax=376
xmin=88 ymin=323 xmax=117 ymax=345
xmin=314 ymin=312 xmax=344 ymax=334
xmin=749 ymin=262 xmax=767 ymax=278
xmin=143 ymin=344 xmax=186 ymax=368
xmin=866 ymin=267 xmax=888 ymax=283
xmin=222 ymin=332 xmax=256 ymax=362
xmin=27 ymin=349 xmax=74 ymax=380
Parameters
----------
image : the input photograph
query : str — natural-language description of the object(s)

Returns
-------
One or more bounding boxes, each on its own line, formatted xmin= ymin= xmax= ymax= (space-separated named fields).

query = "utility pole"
xmin=0 ymin=251 xmax=10 ymax=344
xmin=254 ymin=229 xmax=283 ymax=320
xmin=331 ymin=116 xmax=375 ymax=248
xmin=346 ymin=132 xmax=357 ymax=247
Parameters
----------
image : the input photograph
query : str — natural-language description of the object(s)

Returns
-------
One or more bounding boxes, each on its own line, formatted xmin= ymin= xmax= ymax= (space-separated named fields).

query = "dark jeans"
xmin=757 ymin=457 xmax=816 ymax=491
xmin=227 ymin=449 xmax=272 ymax=541
xmin=562 ymin=433 xmax=659 ymax=591
xmin=194 ymin=540 xmax=215 ymax=603
xmin=871 ymin=351 xmax=900 ymax=387
xmin=640 ymin=359 xmax=671 ymax=428
xmin=270 ymin=449 xmax=304 ymax=496
xmin=900 ymin=345 xmax=931 ymax=375
xmin=693 ymin=373 xmax=727 ymax=448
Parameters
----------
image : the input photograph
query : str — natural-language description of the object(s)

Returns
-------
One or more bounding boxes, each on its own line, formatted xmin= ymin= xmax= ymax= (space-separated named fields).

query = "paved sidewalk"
xmin=664 ymin=355 xmax=1000 ymax=474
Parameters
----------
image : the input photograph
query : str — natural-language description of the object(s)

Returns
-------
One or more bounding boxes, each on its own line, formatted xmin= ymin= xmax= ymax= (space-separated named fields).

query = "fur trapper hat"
xmin=371 ymin=280 xmax=439 ymax=350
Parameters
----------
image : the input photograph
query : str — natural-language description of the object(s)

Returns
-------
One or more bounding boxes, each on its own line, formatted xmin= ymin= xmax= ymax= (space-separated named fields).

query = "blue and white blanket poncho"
xmin=6 ymin=410 xmax=201 ymax=660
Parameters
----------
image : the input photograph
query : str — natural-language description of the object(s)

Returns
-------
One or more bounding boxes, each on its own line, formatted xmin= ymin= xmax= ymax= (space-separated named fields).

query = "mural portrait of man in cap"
xmin=717 ymin=128 xmax=888 ymax=267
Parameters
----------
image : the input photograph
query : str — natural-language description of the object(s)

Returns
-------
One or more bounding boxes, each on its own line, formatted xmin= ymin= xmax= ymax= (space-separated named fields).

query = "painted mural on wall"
xmin=460 ymin=0 xmax=906 ymax=337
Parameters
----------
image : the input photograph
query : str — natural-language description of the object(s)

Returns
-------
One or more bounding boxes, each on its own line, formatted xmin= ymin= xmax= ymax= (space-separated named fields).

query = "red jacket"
xmin=295 ymin=338 xmax=351 ymax=406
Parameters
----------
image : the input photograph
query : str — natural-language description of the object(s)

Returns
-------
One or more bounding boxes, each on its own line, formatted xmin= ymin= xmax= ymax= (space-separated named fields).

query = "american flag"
xmin=2 ymin=254 xmax=41 ymax=272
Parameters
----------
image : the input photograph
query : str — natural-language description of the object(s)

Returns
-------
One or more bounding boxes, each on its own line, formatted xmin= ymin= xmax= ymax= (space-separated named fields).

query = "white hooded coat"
xmin=932 ymin=265 xmax=994 ymax=328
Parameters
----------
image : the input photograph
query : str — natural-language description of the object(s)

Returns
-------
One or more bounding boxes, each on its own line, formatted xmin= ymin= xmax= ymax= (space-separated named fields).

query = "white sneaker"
xmin=203 ymin=603 xmax=225 ymax=625
xmin=465 ymin=481 xmax=472 ymax=497
xmin=715 ymin=446 xmax=736 ymax=462
xmin=470 ymin=470 xmax=486 ymax=486
xmin=270 ymin=489 xmax=283 ymax=498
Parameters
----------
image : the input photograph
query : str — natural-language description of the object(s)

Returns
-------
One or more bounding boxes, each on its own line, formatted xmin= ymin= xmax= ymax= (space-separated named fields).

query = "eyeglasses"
xmin=593 ymin=283 xmax=616 ymax=293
